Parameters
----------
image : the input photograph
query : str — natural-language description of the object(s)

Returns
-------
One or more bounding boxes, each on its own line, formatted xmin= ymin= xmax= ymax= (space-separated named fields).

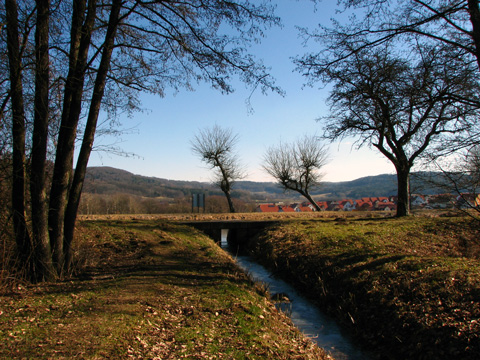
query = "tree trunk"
xmin=220 ymin=181 xmax=236 ymax=213
xmin=302 ymin=191 xmax=321 ymax=211
xmin=63 ymin=0 xmax=122 ymax=270
xmin=217 ymin=160 xmax=236 ymax=213
xmin=396 ymin=165 xmax=411 ymax=217
xmin=30 ymin=0 xmax=56 ymax=281
xmin=468 ymin=0 xmax=480 ymax=71
xmin=48 ymin=0 xmax=96 ymax=274
xmin=223 ymin=190 xmax=236 ymax=213
xmin=5 ymin=0 xmax=32 ymax=277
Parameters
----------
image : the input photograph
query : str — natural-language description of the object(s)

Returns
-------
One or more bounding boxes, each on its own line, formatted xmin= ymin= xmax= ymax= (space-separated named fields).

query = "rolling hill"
xmin=84 ymin=167 xmax=448 ymax=202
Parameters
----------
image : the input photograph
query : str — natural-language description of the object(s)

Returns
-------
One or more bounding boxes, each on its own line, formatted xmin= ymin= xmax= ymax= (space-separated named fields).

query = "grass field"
xmin=247 ymin=214 xmax=480 ymax=359
xmin=1 ymin=211 xmax=478 ymax=359
xmin=0 ymin=219 xmax=330 ymax=359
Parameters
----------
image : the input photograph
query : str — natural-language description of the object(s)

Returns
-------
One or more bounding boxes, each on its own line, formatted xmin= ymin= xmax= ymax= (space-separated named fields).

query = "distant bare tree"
xmin=461 ymin=146 xmax=480 ymax=216
xmin=263 ymin=135 xmax=328 ymax=211
xmin=467 ymin=147 xmax=480 ymax=183
xmin=425 ymin=147 xmax=480 ymax=220
xmin=191 ymin=125 xmax=245 ymax=213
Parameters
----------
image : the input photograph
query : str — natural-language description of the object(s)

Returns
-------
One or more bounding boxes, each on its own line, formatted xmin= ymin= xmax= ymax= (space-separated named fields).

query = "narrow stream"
xmin=220 ymin=230 xmax=370 ymax=360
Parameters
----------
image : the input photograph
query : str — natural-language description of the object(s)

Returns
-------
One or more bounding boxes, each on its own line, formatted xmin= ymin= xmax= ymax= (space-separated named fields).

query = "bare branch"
xmin=191 ymin=125 xmax=244 ymax=213
xmin=263 ymin=135 xmax=328 ymax=211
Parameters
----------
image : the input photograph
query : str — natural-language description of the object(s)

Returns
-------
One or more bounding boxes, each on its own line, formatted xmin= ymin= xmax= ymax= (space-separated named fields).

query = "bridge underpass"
xmin=180 ymin=220 xmax=278 ymax=248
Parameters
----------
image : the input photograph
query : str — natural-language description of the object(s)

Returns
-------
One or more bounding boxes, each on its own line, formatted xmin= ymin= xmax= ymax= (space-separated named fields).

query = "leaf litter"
xmin=0 ymin=219 xmax=331 ymax=359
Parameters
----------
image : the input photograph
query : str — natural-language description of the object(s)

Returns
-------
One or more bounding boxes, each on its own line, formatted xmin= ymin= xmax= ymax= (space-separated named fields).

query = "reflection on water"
xmin=221 ymin=233 xmax=370 ymax=360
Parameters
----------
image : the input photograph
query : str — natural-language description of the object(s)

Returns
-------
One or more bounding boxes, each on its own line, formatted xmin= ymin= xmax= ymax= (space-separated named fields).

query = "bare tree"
xmin=5 ymin=0 xmax=31 ymax=275
xmin=1 ymin=0 xmax=280 ymax=282
xmin=467 ymin=147 xmax=480 ymax=182
xmin=302 ymin=1 xmax=480 ymax=73
xmin=424 ymin=146 xmax=480 ymax=220
xmin=299 ymin=44 xmax=480 ymax=217
xmin=263 ymin=135 xmax=328 ymax=211
xmin=191 ymin=125 xmax=244 ymax=213
xmin=463 ymin=147 xmax=480 ymax=218
xmin=298 ymin=0 xmax=480 ymax=154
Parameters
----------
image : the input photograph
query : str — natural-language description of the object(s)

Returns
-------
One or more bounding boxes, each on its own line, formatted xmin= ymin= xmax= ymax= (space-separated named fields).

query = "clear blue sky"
xmin=87 ymin=0 xmax=394 ymax=183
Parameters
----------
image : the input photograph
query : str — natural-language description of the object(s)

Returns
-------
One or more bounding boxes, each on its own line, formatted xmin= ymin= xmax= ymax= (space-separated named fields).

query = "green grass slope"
xmin=250 ymin=216 xmax=480 ymax=359
xmin=0 ymin=220 xmax=330 ymax=359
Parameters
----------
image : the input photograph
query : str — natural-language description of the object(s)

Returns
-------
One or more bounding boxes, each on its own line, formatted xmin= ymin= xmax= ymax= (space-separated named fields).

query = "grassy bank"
xmin=249 ymin=215 xmax=480 ymax=360
xmin=0 ymin=220 xmax=330 ymax=359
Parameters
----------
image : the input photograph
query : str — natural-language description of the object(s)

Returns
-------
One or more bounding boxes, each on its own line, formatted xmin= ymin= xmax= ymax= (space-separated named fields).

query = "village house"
xmin=255 ymin=197 xmax=396 ymax=213
xmin=411 ymin=194 xmax=427 ymax=207
xmin=355 ymin=199 xmax=374 ymax=211
xmin=288 ymin=203 xmax=314 ymax=212
xmin=255 ymin=204 xmax=295 ymax=213
xmin=339 ymin=199 xmax=355 ymax=211
xmin=316 ymin=201 xmax=328 ymax=211
xmin=376 ymin=202 xmax=396 ymax=211
xmin=255 ymin=192 xmax=476 ymax=213
xmin=326 ymin=201 xmax=342 ymax=211
xmin=255 ymin=204 xmax=281 ymax=213
xmin=424 ymin=194 xmax=455 ymax=209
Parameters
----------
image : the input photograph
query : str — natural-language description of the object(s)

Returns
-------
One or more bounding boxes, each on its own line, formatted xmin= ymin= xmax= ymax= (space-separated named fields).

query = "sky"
xmin=87 ymin=0 xmax=395 ymax=183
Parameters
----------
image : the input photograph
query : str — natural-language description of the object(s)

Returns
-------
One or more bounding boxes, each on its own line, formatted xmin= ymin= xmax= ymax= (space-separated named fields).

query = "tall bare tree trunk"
xmin=396 ymin=165 xmax=411 ymax=217
xmin=48 ymin=0 xmax=95 ymax=275
xmin=30 ymin=0 xmax=56 ymax=281
xmin=64 ymin=0 xmax=122 ymax=270
xmin=5 ymin=0 xmax=32 ymax=277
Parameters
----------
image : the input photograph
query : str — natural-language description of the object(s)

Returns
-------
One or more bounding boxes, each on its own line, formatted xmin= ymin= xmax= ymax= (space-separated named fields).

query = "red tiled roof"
xmin=256 ymin=204 xmax=280 ymax=212
xmin=356 ymin=200 xmax=374 ymax=210
xmin=316 ymin=201 xmax=328 ymax=209
xmin=376 ymin=202 xmax=396 ymax=210
xmin=256 ymin=204 xmax=297 ymax=213
xmin=298 ymin=206 xmax=313 ymax=212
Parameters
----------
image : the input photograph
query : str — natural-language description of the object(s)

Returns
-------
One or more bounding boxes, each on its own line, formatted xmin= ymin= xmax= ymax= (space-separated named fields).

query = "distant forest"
xmin=78 ymin=167 xmax=450 ymax=214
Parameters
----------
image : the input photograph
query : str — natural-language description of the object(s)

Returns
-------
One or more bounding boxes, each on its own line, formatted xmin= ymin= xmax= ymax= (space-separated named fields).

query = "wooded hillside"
xmin=84 ymin=167 xmax=447 ymax=202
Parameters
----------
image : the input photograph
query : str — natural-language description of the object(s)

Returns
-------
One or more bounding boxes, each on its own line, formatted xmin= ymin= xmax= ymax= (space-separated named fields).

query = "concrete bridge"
xmin=180 ymin=220 xmax=278 ymax=248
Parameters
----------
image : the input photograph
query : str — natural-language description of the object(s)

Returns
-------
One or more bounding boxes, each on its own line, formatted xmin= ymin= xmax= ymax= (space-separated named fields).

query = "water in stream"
xmin=221 ymin=231 xmax=370 ymax=360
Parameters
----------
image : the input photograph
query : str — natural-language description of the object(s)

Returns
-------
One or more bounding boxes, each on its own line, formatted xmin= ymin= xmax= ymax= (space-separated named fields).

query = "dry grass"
xmin=0 ymin=220 xmax=331 ymax=359
xmin=77 ymin=210 xmax=394 ymax=223
xmin=3 ymin=210 xmax=477 ymax=359
xmin=249 ymin=215 xmax=480 ymax=360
